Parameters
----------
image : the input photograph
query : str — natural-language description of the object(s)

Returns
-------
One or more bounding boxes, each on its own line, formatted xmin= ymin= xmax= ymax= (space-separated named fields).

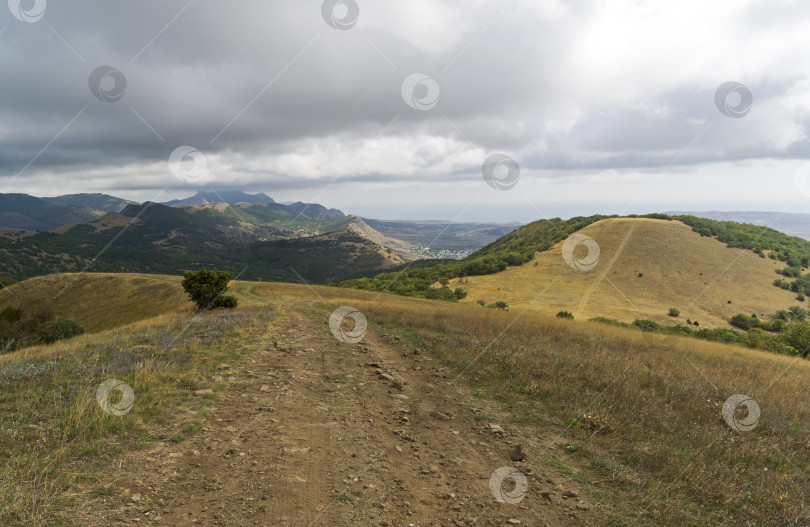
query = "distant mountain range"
xmin=0 ymin=193 xmax=135 ymax=231
xmin=0 ymin=190 xmax=519 ymax=283
xmin=0 ymin=198 xmax=399 ymax=282
xmin=667 ymin=211 xmax=810 ymax=241
xmin=43 ymin=193 xmax=136 ymax=213
xmin=162 ymin=190 xmax=276 ymax=207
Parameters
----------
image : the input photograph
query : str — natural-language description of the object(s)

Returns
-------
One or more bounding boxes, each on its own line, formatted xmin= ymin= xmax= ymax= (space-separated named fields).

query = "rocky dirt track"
xmin=96 ymin=302 xmax=593 ymax=526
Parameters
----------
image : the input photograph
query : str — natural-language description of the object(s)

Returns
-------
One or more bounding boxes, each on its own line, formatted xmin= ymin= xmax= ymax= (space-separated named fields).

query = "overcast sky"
xmin=1 ymin=0 xmax=809 ymax=222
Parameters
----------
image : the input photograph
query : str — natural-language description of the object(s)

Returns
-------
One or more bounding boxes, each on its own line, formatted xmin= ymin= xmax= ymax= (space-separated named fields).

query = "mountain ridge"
xmin=667 ymin=210 xmax=810 ymax=240
xmin=162 ymin=190 xmax=276 ymax=207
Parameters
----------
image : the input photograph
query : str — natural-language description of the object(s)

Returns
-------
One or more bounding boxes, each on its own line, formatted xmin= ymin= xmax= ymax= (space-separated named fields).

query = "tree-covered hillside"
xmin=0 ymin=203 xmax=396 ymax=284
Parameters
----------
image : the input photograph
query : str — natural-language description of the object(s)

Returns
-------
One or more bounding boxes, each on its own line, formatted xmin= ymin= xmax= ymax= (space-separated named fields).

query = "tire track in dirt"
xmin=94 ymin=302 xmax=593 ymax=526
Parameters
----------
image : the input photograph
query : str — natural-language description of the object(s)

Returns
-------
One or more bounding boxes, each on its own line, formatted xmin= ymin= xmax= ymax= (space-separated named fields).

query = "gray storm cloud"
xmin=0 ymin=0 xmax=808 ymax=217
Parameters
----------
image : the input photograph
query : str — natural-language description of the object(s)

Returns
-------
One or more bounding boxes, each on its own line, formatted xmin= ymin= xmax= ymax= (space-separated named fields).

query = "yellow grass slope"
xmin=0 ymin=273 xmax=190 ymax=332
xmin=454 ymin=217 xmax=798 ymax=327
xmin=0 ymin=272 xmax=357 ymax=337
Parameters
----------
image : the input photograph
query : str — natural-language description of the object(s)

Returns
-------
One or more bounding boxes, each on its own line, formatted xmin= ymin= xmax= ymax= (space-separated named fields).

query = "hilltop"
xmin=162 ymin=190 xmax=277 ymax=208
xmin=340 ymin=214 xmax=810 ymax=334
xmin=454 ymin=217 xmax=801 ymax=328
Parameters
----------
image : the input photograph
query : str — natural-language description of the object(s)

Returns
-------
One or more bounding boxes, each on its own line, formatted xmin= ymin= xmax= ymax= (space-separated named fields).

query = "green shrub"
xmin=454 ymin=288 xmax=468 ymax=300
xmin=39 ymin=319 xmax=84 ymax=343
xmin=789 ymin=306 xmax=808 ymax=321
xmin=181 ymin=268 xmax=238 ymax=310
xmin=0 ymin=307 xmax=84 ymax=351
xmin=476 ymin=299 xmax=486 ymax=306
xmin=556 ymin=311 xmax=574 ymax=319
xmin=781 ymin=321 xmax=810 ymax=356
xmin=494 ymin=301 xmax=509 ymax=310
xmin=0 ymin=306 xmax=23 ymax=324
xmin=668 ymin=308 xmax=680 ymax=317
xmin=731 ymin=314 xmax=759 ymax=331
xmin=213 ymin=295 xmax=238 ymax=309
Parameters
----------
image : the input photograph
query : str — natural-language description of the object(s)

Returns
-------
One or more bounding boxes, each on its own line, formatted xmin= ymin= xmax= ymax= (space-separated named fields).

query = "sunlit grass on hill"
xmin=0 ymin=273 xmax=190 ymax=332
xmin=343 ymin=295 xmax=810 ymax=525
xmin=454 ymin=218 xmax=799 ymax=329
xmin=2 ymin=273 xmax=810 ymax=524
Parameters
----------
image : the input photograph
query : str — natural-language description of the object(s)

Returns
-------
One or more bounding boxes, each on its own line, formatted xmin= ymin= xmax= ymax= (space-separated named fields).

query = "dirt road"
xmin=96 ymin=302 xmax=591 ymax=526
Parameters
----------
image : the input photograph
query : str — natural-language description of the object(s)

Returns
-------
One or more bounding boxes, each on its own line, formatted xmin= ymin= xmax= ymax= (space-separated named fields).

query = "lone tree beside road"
xmin=181 ymin=268 xmax=238 ymax=310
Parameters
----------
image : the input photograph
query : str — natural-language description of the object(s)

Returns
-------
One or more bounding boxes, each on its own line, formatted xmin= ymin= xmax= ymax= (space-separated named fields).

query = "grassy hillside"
xmin=2 ymin=273 xmax=810 ymax=525
xmin=223 ymin=202 xmax=351 ymax=236
xmin=468 ymin=214 xmax=612 ymax=261
xmin=340 ymin=214 xmax=810 ymax=331
xmin=456 ymin=217 xmax=799 ymax=328
xmin=350 ymin=295 xmax=810 ymax=526
xmin=0 ymin=273 xmax=189 ymax=332
xmin=249 ymin=226 xmax=405 ymax=282
xmin=336 ymin=215 xmax=612 ymax=298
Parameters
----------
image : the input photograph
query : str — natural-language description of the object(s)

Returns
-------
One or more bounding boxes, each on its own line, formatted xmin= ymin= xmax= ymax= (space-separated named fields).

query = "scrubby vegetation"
xmin=0 ymin=306 xmax=84 ymax=352
xmin=675 ymin=215 xmax=810 ymax=267
xmin=675 ymin=214 xmax=810 ymax=300
xmin=590 ymin=311 xmax=810 ymax=356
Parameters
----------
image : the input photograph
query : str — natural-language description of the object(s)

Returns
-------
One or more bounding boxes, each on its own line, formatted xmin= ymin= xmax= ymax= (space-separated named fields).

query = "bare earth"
xmin=94 ymin=301 xmax=593 ymax=526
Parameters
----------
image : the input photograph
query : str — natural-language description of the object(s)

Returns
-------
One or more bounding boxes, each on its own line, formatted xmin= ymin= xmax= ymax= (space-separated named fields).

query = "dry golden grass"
xmin=338 ymin=295 xmax=810 ymax=525
xmin=3 ymin=273 xmax=810 ymax=524
xmin=0 ymin=273 xmax=191 ymax=332
xmin=454 ymin=218 xmax=798 ymax=328
xmin=0 ymin=302 xmax=278 ymax=526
